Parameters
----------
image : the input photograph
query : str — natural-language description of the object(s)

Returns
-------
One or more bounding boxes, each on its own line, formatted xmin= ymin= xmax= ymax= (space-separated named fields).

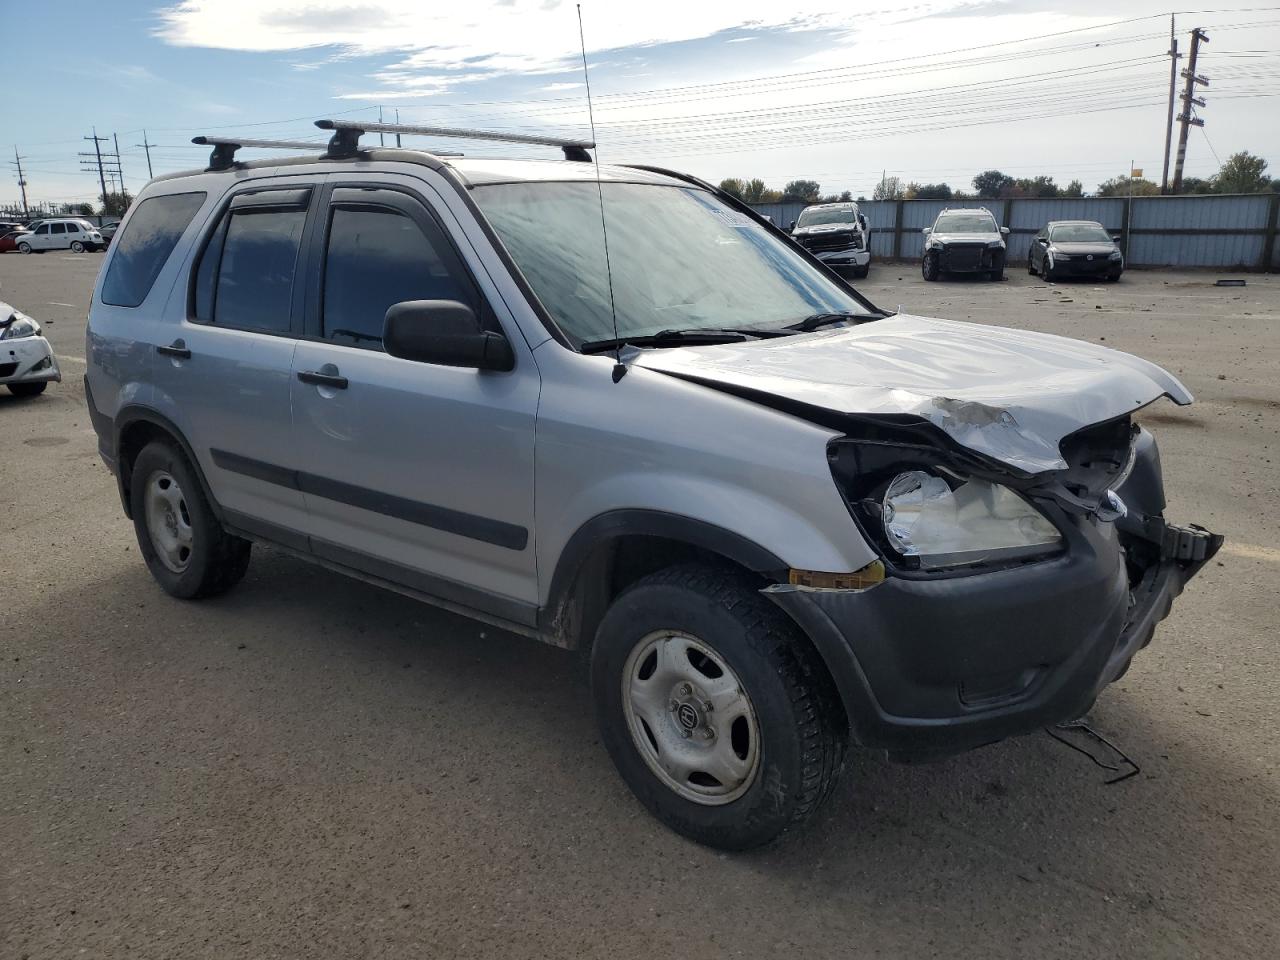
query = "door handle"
xmin=297 ymin=369 xmax=349 ymax=389
xmin=156 ymin=340 xmax=191 ymax=359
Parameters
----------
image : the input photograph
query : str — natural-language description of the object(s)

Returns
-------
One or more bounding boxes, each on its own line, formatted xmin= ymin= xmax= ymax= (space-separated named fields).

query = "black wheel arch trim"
xmin=112 ymin=404 xmax=223 ymax=523
xmin=539 ymin=508 xmax=789 ymax=638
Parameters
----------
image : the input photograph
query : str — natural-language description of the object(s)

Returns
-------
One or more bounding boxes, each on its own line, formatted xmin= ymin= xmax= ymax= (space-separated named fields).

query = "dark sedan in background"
xmin=1030 ymin=220 xmax=1124 ymax=282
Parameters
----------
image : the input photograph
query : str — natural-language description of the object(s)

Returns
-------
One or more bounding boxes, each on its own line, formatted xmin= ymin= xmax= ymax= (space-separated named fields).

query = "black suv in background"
xmin=921 ymin=207 xmax=1009 ymax=281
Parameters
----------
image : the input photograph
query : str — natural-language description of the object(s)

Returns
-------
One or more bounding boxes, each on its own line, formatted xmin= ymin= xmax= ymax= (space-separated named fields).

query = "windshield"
xmin=933 ymin=213 xmax=997 ymax=234
xmin=473 ymin=182 xmax=871 ymax=344
xmin=796 ymin=207 xmax=856 ymax=228
xmin=1050 ymin=223 xmax=1112 ymax=243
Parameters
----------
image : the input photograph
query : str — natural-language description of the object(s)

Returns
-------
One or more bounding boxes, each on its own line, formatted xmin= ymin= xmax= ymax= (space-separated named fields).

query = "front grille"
xmin=0 ymin=362 xmax=17 ymax=378
xmin=799 ymin=231 xmax=859 ymax=253
xmin=941 ymin=244 xmax=987 ymax=270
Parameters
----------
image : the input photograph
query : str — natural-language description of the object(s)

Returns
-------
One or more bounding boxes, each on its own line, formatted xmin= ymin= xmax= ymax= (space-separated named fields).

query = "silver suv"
xmin=921 ymin=207 xmax=1009 ymax=281
xmin=85 ymin=124 xmax=1220 ymax=849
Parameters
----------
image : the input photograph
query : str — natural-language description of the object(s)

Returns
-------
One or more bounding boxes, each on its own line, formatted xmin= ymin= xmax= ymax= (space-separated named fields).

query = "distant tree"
xmin=910 ymin=182 xmax=953 ymax=200
xmin=1178 ymin=176 xmax=1215 ymax=195
xmin=742 ymin=178 xmax=771 ymax=203
xmin=856 ymin=195 xmax=867 ymax=202
xmin=718 ymin=178 xmax=747 ymax=199
xmin=1010 ymin=176 xmax=1059 ymax=198
xmin=1214 ymin=151 xmax=1269 ymax=194
xmin=872 ymin=176 xmax=903 ymax=200
xmin=838 ymin=190 xmax=853 ymax=202
xmin=782 ymin=179 xmax=821 ymax=202
xmin=99 ymin=191 xmax=132 ymax=217
xmin=1096 ymin=176 xmax=1160 ymax=197
xmin=972 ymin=169 xmax=1014 ymax=197
xmin=1062 ymin=179 xmax=1084 ymax=198
xmin=1270 ymin=178 xmax=1280 ymax=194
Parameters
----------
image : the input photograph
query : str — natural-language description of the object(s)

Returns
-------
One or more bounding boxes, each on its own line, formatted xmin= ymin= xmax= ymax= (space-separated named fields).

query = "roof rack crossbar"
xmin=192 ymin=135 xmax=331 ymax=171
xmin=315 ymin=119 xmax=594 ymax=161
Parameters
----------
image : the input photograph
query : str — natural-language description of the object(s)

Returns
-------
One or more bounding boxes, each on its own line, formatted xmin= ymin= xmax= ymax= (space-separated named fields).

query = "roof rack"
xmin=314 ymin=119 xmax=595 ymax=162
xmin=192 ymin=136 xmax=331 ymax=170
xmin=192 ymin=133 xmax=466 ymax=171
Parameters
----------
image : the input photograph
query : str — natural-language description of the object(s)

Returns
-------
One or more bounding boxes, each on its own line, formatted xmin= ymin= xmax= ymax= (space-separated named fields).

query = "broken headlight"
xmin=0 ymin=313 xmax=38 ymax=340
xmin=881 ymin=470 xmax=1061 ymax=570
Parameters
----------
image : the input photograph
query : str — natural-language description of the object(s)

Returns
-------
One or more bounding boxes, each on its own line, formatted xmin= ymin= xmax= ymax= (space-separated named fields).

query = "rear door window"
xmin=101 ymin=192 xmax=207 ymax=307
xmin=51 ymin=222 xmax=66 ymax=234
xmin=192 ymin=187 xmax=313 ymax=334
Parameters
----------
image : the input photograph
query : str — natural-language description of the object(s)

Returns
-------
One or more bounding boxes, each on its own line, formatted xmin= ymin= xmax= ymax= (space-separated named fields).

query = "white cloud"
xmin=154 ymin=1 xmax=874 ymax=74
xmin=542 ymin=82 xmax=584 ymax=91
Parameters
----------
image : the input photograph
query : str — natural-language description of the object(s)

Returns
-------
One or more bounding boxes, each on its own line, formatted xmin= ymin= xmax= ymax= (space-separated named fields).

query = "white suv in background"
xmin=16 ymin=218 xmax=105 ymax=253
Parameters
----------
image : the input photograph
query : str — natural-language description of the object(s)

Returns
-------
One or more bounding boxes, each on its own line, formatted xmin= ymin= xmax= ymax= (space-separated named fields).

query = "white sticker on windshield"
xmin=710 ymin=208 xmax=755 ymax=228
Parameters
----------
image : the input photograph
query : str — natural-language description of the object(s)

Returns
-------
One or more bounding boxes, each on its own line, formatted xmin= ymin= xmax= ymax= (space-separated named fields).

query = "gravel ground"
xmin=2 ymin=252 xmax=1277 ymax=959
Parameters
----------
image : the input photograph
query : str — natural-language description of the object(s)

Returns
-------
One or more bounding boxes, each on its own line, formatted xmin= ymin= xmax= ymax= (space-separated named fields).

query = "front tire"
xmin=70 ymin=240 xmax=85 ymax=253
xmin=18 ymin=242 xmax=32 ymax=254
xmin=7 ymin=381 xmax=47 ymax=397
xmin=591 ymin=563 xmax=847 ymax=850
xmin=921 ymin=251 xmax=940 ymax=282
xmin=1041 ymin=258 xmax=1055 ymax=282
xmin=129 ymin=441 xmax=250 ymax=599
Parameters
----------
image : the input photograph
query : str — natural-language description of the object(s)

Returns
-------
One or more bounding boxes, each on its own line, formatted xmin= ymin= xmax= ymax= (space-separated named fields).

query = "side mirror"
xmin=1036 ymin=237 xmax=1049 ymax=245
xmin=1112 ymin=235 xmax=1122 ymax=243
xmin=858 ymin=214 xmax=868 ymax=230
xmin=1000 ymin=226 xmax=1010 ymax=236
xmin=922 ymin=227 xmax=931 ymax=235
xmin=789 ymin=220 xmax=796 ymax=231
xmin=383 ymin=300 xmax=514 ymax=372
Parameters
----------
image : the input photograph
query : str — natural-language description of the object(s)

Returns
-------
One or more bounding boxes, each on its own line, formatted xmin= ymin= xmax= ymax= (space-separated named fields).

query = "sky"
xmin=2 ymin=0 xmax=1278 ymax=209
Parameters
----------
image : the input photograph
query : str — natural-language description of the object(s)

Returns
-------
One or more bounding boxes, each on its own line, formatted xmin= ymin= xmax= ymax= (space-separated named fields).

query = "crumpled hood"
xmin=794 ymin=224 xmax=855 ymax=236
xmin=929 ymin=231 xmax=1003 ymax=245
xmin=632 ymin=314 xmax=1192 ymax=474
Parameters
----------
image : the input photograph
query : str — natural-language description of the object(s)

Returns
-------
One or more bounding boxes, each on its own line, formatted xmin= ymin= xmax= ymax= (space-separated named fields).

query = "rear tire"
xmin=591 ymin=563 xmax=848 ymax=850
xmin=7 ymin=381 xmax=47 ymax=397
xmin=921 ymin=251 xmax=940 ymax=282
xmin=129 ymin=440 xmax=250 ymax=599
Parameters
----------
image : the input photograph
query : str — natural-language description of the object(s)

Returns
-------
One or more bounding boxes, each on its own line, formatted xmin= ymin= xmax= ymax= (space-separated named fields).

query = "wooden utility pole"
xmin=113 ymin=132 xmax=127 ymax=199
xmin=12 ymin=147 xmax=30 ymax=217
xmin=84 ymin=127 xmax=110 ymax=211
xmin=1172 ymin=27 xmax=1209 ymax=193
xmin=135 ymin=129 xmax=156 ymax=179
xmin=1161 ymin=16 xmax=1179 ymax=193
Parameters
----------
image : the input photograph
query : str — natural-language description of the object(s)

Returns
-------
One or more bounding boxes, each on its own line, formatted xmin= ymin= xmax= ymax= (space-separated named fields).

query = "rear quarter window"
xmin=101 ymin=192 xmax=207 ymax=307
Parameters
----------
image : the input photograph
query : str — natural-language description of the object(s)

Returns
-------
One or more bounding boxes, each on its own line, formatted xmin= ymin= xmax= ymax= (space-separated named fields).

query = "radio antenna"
xmin=577 ymin=4 xmax=626 ymax=383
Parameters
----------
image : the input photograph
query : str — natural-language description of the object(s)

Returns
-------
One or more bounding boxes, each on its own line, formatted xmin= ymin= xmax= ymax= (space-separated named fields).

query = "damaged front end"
xmin=768 ymin=414 xmax=1221 ymax=761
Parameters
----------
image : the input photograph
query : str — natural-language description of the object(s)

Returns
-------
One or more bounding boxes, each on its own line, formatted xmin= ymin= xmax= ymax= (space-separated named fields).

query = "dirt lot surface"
xmin=2 ymin=252 xmax=1277 ymax=959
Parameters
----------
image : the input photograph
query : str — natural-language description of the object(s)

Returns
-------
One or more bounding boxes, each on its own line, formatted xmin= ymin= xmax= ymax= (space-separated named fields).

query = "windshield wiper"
xmin=785 ymin=311 xmax=877 ymax=332
xmin=580 ymin=328 xmax=757 ymax=354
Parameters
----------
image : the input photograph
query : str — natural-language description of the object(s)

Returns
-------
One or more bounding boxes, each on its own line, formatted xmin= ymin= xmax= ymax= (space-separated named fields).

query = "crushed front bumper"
xmin=1 ymin=335 xmax=61 ymax=385
xmin=815 ymin=248 xmax=871 ymax=268
xmin=766 ymin=436 xmax=1221 ymax=761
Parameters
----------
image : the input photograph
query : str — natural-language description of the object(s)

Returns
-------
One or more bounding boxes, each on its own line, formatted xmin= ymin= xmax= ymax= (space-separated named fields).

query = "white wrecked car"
xmin=1 ymin=291 xmax=61 ymax=397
